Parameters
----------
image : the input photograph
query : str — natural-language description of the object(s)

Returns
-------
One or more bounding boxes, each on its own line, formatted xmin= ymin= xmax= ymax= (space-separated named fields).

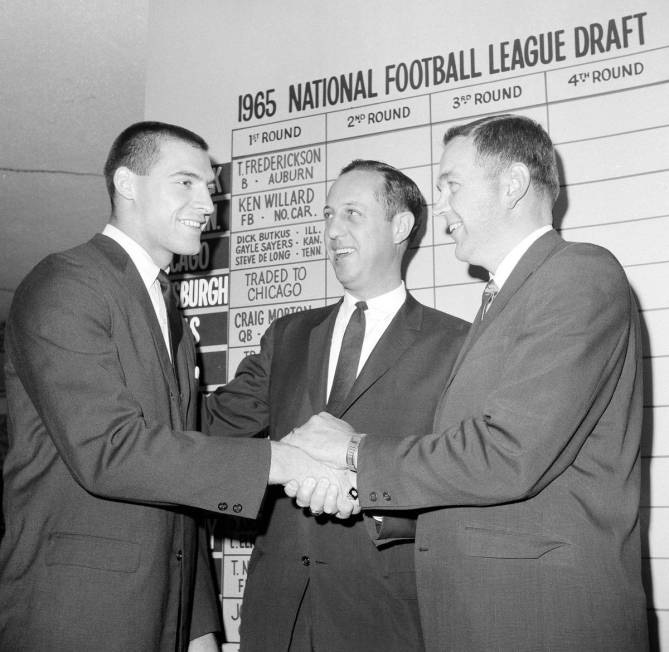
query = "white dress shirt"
xmin=490 ymin=225 xmax=552 ymax=289
xmin=326 ymin=283 xmax=406 ymax=400
xmin=102 ymin=224 xmax=172 ymax=357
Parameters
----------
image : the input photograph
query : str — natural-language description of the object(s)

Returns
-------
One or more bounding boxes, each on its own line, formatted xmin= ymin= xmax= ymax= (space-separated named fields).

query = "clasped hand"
xmin=282 ymin=412 xmax=361 ymax=518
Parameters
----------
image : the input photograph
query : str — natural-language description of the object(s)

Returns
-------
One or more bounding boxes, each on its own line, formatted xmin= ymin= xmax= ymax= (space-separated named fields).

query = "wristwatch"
xmin=346 ymin=434 xmax=363 ymax=472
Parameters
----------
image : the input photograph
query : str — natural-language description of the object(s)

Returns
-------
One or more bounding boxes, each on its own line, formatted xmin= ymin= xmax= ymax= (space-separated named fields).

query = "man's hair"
xmin=443 ymin=114 xmax=560 ymax=204
xmin=339 ymin=159 xmax=425 ymax=242
xmin=103 ymin=121 xmax=209 ymax=207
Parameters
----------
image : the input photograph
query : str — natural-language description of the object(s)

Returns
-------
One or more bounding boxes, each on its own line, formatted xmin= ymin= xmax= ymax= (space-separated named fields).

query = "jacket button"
xmin=301 ymin=555 xmax=310 ymax=566
xmin=217 ymin=502 xmax=228 ymax=511
xmin=176 ymin=550 xmax=183 ymax=561
xmin=383 ymin=491 xmax=391 ymax=501
xmin=369 ymin=492 xmax=378 ymax=502
xmin=233 ymin=504 xmax=242 ymax=513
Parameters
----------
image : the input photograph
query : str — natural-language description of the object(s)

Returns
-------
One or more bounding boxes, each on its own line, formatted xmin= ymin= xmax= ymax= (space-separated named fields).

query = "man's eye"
xmin=179 ymin=179 xmax=193 ymax=187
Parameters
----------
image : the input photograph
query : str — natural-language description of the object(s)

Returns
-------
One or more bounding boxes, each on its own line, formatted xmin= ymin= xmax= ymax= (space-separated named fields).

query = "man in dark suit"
xmin=287 ymin=116 xmax=649 ymax=651
xmin=0 ymin=121 xmax=355 ymax=652
xmin=203 ymin=160 xmax=469 ymax=651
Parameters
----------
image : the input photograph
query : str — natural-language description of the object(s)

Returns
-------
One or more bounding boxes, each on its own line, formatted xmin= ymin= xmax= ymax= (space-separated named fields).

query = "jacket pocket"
xmin=46 ymin=531 xmax=140 ymax=573
xmin=460 ymin=525 xmax=569 ymax=559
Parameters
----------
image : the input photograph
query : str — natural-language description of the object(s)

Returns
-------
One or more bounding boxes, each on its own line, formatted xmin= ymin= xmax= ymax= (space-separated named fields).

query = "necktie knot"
xmin=157 ymin=269 xmax=170 ymax=294
xmin=481 ymin=279 xmax=499 ymax=318
xmin=354 ymin=300 xmax=368 ymax=313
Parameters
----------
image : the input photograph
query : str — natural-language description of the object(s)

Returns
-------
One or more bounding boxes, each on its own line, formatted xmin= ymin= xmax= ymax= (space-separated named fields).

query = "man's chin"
xmin=174 ymin=240 xmax=203 ymax=257
xmin=453 ymin=244 xmax=470 ymax=263
xmin=334 ymin=276 xmax=351 ymax=290
xmin=332 ymin=259 xmax=353 ymax=279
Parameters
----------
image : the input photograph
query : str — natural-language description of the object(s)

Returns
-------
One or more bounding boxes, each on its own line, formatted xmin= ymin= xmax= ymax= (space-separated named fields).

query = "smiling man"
xmin=286 ymin=115 xmax=649 ymax=651
xmin=203 ymin=159 xmax=468 ymax=651
xmin=0 ymin=121 xmax=356 ymax=652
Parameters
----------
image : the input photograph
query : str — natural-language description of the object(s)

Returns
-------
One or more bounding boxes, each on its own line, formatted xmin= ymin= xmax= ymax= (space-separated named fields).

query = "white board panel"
xmin=642 ymin=406 xmax=669 ymax=457
xmin=642 ymin=458 xmax=669 ymax=507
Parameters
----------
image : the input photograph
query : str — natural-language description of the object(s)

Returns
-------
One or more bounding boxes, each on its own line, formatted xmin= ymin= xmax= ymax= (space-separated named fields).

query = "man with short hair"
xmin=0 ymin=121 xmax=354 ymax=652
xmin=203 ymin=159 xmax=468 ymax=651
xmin=288 ymin=116 xmax=649 ymax=651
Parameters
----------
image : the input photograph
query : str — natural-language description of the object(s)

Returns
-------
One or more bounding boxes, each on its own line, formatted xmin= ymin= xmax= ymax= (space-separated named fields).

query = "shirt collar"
xmin=102 ymin=223 xmax=165 ymax=291
xmin=342 ymin=282 xmax=406 ymax=317
xmin=491 ymin=225 xmax=552 ymax=289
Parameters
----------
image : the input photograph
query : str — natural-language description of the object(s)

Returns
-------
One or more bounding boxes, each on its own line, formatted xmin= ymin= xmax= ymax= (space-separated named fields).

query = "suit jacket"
xmin=203 ymin=294 xmax=468 ymax=652
xmin=359 ymin=231 xmax=649 ymax=651
xmin=0 ymin=234 xmax=270 ymax=652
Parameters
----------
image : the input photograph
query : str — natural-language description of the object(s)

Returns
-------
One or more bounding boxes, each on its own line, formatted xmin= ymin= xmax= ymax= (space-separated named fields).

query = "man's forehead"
xmin=329 ymin=169 xmax=382 ymax=197
xmin=440 ymin=136 xmax=477 ymax=172
xmin=154 ymin=139 xmax=213 ymax=178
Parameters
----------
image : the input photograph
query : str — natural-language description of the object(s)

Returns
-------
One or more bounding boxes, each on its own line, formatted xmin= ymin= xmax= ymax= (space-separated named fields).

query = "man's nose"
xmin=433 ymin=190 xmax=450 ymax=216
xmin=196 ymin=187 xmax=215 ymax=215
xmin=325 ymin=213 xmax=345 ymax=238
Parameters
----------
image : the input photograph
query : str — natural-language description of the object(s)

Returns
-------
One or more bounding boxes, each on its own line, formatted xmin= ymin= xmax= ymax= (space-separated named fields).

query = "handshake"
xmin=270 ymin=412 xmax=363 ymax=519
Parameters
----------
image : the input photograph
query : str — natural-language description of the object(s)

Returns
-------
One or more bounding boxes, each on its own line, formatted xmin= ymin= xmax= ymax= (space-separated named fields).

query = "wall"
xmin=145 ymin=1 xmax=669 ymax=649
xmin=0 ymin=322 xmax=6 ymax=540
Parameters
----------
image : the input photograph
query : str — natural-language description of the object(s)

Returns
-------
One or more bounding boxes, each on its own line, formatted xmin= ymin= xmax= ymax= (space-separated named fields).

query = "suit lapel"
xmin=335 ymin=294 xmax=423 ymax=417
xmin=174 ymin=334 xmax=194 ymax=423
xmin=443 ymin=230 xmax=566 ymax=390
xmin=442 ymin=312 xmax=484 ymax=389
xmin=306 ymin=301 xmax=340 ymax=412
xmin=90 ymin=234 xmax=180 ymax=397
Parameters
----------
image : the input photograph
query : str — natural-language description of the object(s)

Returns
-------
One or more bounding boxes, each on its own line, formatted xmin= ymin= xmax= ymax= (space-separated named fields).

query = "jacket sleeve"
xmin=358 ymin=245 xmax=640 ymax=509
xmin=364 ymin=513 xmax=417 ymax=545
xmin=7 ymin=255 xmax=271 ymax=518
xmin=201 ymin=320 xmax=276 ymax=438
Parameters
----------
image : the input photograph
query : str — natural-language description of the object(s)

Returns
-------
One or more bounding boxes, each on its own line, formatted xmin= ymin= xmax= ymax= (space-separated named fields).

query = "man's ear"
xmin=392 ymin=211 xmax=414 ymax=245
xmin=504 ymin=162 xmax=531 ymax=209
xmin=113 ymin=167 xmax=135 ymax=201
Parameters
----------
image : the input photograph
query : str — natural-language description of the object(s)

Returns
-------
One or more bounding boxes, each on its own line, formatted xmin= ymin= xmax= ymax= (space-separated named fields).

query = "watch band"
xmin=346 ymin=434 xmax=363 ymax=472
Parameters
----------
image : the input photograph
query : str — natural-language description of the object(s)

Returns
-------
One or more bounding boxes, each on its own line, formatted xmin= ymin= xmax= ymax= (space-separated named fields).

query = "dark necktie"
xmin=157 ymin=270 xmax=182 ymax=363
xmin=480 ymin=279 xmax=499 ymax=320
xmin=327 ymin=301 xmax=367 ymax=414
